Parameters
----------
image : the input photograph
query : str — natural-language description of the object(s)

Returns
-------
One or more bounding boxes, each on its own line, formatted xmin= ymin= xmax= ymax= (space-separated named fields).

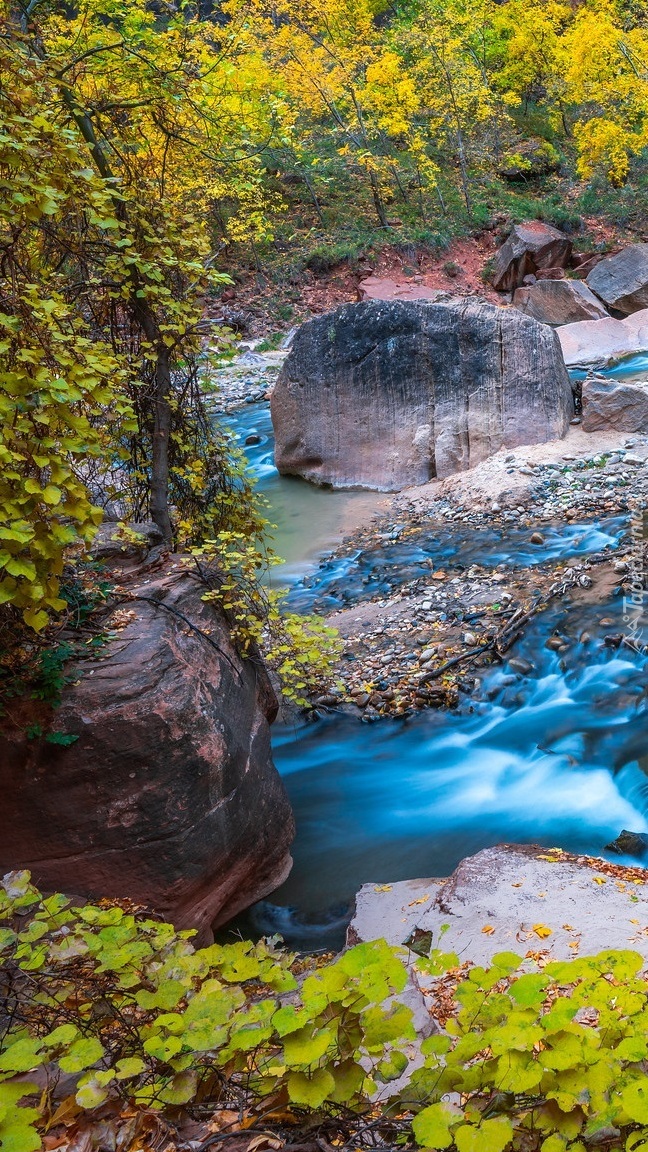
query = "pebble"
xmin=546 ymin=636 xmax=567 ymax=651
xmin=530 ymin=532 xmax=545 ymax=545
xmin=508 ymin=657 xmax=534 ymax=675
xmin=463 ymin=631 xmax=477 ymax=646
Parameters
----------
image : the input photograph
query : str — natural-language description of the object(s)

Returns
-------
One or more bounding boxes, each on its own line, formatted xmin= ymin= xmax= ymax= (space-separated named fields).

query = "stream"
xmin=221 ymin=365 xmax=648 ymax=951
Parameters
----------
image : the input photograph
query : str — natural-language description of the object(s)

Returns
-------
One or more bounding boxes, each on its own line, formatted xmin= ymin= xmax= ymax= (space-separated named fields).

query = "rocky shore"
xmin=310 ymin=428 xmax=647 ymax=719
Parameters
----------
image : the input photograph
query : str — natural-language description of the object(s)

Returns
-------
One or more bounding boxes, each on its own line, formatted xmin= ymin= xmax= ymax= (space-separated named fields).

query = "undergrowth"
xmin=6 ymin=874 xmax=648 ymax=1152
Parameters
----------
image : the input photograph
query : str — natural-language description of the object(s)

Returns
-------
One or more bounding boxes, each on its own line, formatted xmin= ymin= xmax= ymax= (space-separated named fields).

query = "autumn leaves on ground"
xmin=2 ymin=0 xmax=648 ymax=1147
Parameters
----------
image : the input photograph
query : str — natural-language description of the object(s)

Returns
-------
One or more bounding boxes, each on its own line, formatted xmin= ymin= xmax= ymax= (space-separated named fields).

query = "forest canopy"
xmin=1 ymin=0 xmax=648 ymax=630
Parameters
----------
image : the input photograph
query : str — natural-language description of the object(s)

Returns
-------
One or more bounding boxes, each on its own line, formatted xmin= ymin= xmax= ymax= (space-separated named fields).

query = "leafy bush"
xmin=409 ymin=946 xmax=648 ymax=1151
xmin=0 ymin=872 xmax=413 ymax=1150
xmin=304 ymin=242 xmax=364 ymax=273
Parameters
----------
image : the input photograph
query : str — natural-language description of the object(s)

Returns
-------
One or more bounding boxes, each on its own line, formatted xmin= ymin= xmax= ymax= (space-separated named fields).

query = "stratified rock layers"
xmin=272 ymin=300 xmax=573 ymax=491
xmin=0 ymin=562 xmax=295 ymax=941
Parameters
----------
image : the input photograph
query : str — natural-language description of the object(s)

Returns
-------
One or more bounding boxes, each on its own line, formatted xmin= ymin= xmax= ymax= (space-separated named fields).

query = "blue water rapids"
xmin=220 ymin=368 xmax=648 ymax=950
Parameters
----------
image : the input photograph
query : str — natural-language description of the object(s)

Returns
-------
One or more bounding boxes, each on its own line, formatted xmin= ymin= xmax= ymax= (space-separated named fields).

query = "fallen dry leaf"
xmin=208 ymin=1111 xmax=241 ymax=1134
xmin=532 ymin=924 xmax=552 ymax=939
xmin=374 ymin=885 xmax=392 ymax=893
xmin=481 ymin=924 xmax=496 ymax=935
xmin=593 ymin=877 xmax=607 ymax=885
xmin=408 ymin=895 xmax=429 ymax=906
xmin=246 ymin=1136 xmax=283 ymax=1152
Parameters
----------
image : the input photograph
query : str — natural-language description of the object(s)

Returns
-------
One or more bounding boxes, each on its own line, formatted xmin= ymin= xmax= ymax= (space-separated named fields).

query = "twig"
xmin=130 ymin=594 xmax=243 ymax=681
xmin=419 ymin=642 xmax=491 ymax=683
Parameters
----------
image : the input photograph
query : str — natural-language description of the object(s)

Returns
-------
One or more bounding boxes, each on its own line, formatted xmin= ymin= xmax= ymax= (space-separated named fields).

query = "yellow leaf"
xmin=593 ymin=877 xmax=606 ymax=885
xmin=23 ymin=607 xmax=49 ymax=631
xmin=532 ymin=924 xmax=552 ymax=939
xmin=373 ymin=885 xmax=392 ymax=893
xmin=481 ymin=924 xmax=496 ymax=935
xmin=408 ymin=895 xmax=429 ymax=906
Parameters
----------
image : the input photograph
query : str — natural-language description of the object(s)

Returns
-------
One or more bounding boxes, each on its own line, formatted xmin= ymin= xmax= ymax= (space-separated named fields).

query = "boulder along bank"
xmin=0 ymin=536 xmax=295 ymax=943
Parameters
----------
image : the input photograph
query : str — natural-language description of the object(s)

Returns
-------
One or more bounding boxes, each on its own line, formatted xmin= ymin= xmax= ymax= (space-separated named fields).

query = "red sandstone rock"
xmin=0 ymin=557 xmax=294 ymax=942
xmin=489 ymin=221 xmax=572 ymax=292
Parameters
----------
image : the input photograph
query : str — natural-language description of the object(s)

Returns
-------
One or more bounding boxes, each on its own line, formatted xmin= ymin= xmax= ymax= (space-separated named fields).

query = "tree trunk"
xmin=456 ymin=126 xmax=472 ymax=217
xmin=58 ymin=81 xmax=175 ymax=542
xmin=369 ymin=169 xmax=390 ymax=229
xmin=150 ymin=343 xmax=174 ymax=544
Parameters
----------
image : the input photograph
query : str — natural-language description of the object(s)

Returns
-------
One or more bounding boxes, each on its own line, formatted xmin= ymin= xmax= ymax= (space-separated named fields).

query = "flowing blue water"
xmin=570 ymin=351 xmax=648 ymax=383
xmin=221 ymin=384 xmax=647 ymax=950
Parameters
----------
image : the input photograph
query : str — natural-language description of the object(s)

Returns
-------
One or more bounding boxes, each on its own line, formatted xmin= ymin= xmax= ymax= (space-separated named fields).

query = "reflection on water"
xmin=224 ymin=405 xmax=383 ymax=583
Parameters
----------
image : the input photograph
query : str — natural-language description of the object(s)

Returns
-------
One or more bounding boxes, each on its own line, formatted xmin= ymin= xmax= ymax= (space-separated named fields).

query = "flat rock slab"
xmin=358 ymin=277 xmax=444 ymax=302
xmin=348 ymin=844 xmax=648 ymax=963
xmin=558 ymin=308 xmax=648 ymax=367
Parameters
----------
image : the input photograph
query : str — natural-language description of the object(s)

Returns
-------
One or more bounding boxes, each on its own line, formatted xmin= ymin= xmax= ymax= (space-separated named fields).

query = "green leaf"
xmin=0 ymin=1037 xmax=43 ymax=1074
xmin=287 ymin=1067 xmax=336 ymax=1108
xmin=115 ymin=1057 xmax=147 ymax=1079
xmin=412 ymin=1102 xmax=455 ymax=1149
xmin=376 ymin=1050 xmax=408 ymax=1082
xmin=157 ymin=1070 xmax=198 ymax=1104
xmin=283 ymin=1025 xmax=335 ymax=1068
xmin=44 ymin=1024 xmax=79 ymax=1047
xmin=540 ymin=1138 xmax=567 ymax=1152
xmin=491 ymin=952 xmax=523 ymax=972
xmin=508 ymin=972 xmax=549 ymax=1008
xmin=75 ymin=1077 xmax=110 ymax=1109
xmin=329 ymin=1059 xmax=365 ymax=1103
xmin=135 ymin=979 xmax=185 ymax=1010
xmin=454 ymin=1117 xmax=513 ymax=1152
xmin=621 ymin=1080 xmax=648 ymax=1124
xmin=58 ymin=1036 xmax=104 ymax=1073
xmin=273 ymin=1005 xmax=308 ymax=1037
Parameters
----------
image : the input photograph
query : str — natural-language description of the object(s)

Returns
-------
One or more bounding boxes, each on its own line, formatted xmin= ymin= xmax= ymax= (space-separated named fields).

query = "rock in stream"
xmin=272 ymin=299 xmax=573 ymax=490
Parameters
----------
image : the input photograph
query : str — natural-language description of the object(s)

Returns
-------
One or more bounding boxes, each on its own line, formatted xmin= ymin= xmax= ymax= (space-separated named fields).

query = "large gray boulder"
xmin=271 ymin=299 xmax=574 ymax=491
xmin=0 ymin=556 xmax=295 ymax=943
xmin=489 ymin=221 xmax=572 ymax=292
xmin=513 ymin=278 xmax=609 ymax=326
xmin=582 ymin=373 xmax=648 ymax=433
xmin=587 ymin=244 xmax=648 ymax=314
